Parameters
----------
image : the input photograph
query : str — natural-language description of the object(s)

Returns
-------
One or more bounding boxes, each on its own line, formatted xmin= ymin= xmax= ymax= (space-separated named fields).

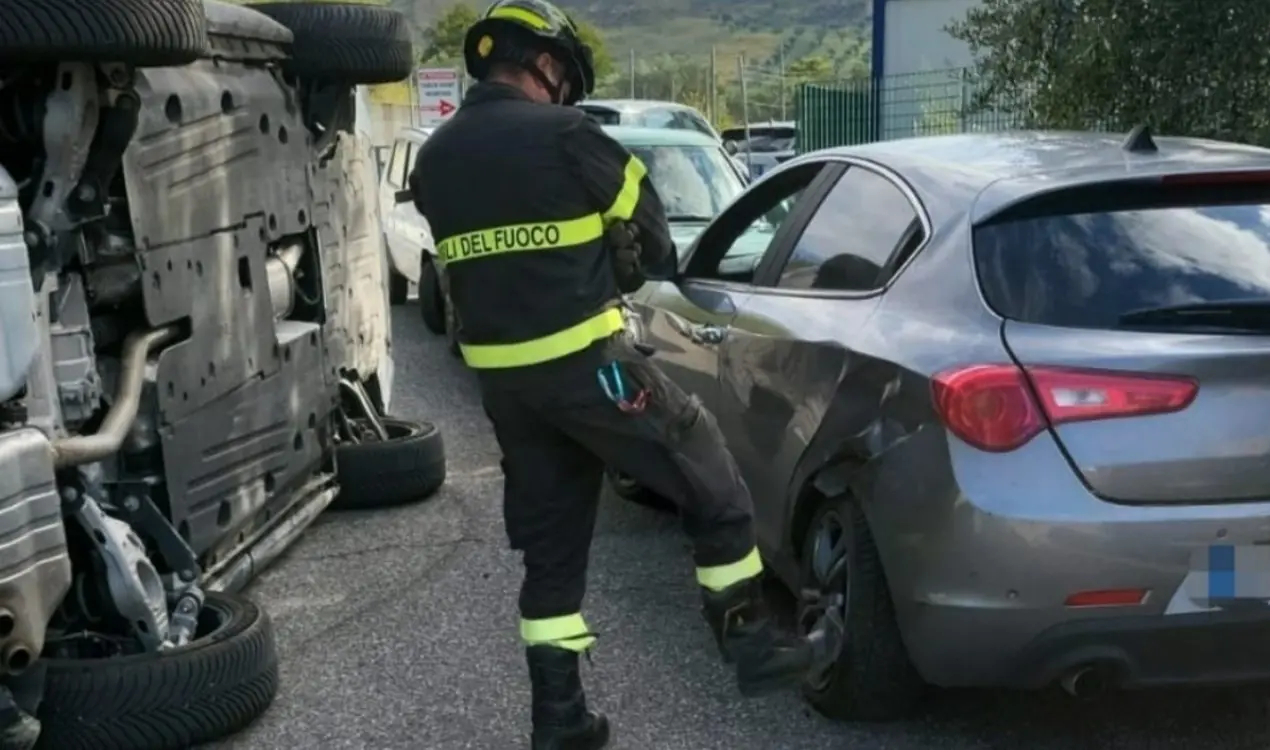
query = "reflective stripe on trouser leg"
xmin=521 ymin=613 xmax=596 ymax=652
xmin=695 ymin=547 xmax=763 ymax=591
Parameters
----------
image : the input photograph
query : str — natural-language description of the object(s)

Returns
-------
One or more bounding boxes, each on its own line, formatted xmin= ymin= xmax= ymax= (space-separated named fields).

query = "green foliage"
xmin=948 ymin=0 xmax=1270 ymax=143
xmin=575 ymin=20 xmax=613 ymax=81
xmin=418 ymin=2 xmax=478 ymax=63
xmin=222 ymin=0 xmax=387 ymax=4
xmin=786 ymin=55 xmax=832 ymax=83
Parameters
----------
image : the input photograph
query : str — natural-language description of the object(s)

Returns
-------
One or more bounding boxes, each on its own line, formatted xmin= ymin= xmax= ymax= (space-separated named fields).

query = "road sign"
xmin=416 ymin=68 xmax=461 ymax=126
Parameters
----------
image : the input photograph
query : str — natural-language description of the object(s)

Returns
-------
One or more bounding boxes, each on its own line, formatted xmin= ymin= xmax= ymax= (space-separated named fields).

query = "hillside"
xmin=394 ymin=0 xmax=871 ymax=63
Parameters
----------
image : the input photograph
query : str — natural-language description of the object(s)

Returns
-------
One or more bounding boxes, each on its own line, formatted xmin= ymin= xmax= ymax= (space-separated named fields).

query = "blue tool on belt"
xmin=597 ymin=361 xmax=648 ymax=413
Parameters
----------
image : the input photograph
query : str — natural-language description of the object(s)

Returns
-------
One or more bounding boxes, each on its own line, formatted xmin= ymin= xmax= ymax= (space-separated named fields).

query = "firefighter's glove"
xmin=606 ymin=222 xmax=644 ymax=294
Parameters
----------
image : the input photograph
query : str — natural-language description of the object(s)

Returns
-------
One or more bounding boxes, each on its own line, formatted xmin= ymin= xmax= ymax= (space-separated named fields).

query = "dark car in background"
xmin=721 ymin=120 xmax=797 ymax=179
xmin=619 ymin=129 xmax=1270 ymax=720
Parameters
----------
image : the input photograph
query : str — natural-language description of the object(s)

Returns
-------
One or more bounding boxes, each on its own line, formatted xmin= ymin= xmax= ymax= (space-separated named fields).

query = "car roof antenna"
xmin=1123 ymin=124 xmax=1158 ymax=153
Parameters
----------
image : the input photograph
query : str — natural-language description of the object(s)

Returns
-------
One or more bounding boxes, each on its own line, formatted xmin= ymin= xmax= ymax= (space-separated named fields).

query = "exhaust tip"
xmin=1059 ymin=664 xmax=1112 ymax=699
xmin=4 ymin=644 xmax=32 ymax=675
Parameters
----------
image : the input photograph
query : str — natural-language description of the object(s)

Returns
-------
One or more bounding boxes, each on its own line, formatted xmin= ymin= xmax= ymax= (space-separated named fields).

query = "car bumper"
xmin=867 ymin=427 xmax=1270 ymax=689
xmin=1007 ymin=609 xmax=1270 ymax=690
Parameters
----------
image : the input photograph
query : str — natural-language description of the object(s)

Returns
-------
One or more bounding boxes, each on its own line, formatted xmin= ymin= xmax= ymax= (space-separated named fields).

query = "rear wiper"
xmin=666 ymin=214 xmax=715 ymax=223
xmin=1118 ymin=300 xmax=1270 ymax=331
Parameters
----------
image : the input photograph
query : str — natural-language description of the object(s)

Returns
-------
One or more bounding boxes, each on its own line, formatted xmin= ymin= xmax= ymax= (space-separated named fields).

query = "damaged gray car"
xmin=0 ymin=2 xmax=445 ymax=749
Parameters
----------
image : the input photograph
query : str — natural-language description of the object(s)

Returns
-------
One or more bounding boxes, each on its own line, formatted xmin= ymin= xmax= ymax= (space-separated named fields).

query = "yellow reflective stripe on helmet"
xmin=489 ymin=5 xmax=550 ymax=29
xmin=602 ymin=155 xmax=647 ymax=224
xmin=521 ymin=613 xmax=596 ymax=652
xmin=696 ymin=547 xmax=763 ymax=592
xmin=437 ymin=213 xmax=604 ymax=266
xmin=461 ymin=307 xmax=623 ymax=369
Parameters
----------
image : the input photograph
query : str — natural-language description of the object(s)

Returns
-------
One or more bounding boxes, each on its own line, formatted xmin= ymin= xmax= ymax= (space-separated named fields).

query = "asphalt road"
xmin=212 ymin=305 xmax=1270 ymax=750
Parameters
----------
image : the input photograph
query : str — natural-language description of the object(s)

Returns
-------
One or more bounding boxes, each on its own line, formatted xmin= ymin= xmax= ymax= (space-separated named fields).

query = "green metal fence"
xmin=796 ymin=67 xmax=1033 ymax=153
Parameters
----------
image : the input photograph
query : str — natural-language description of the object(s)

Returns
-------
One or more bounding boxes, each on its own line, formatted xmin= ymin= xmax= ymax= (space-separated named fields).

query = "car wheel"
xmin=605 ymin=468 xmax=676 ymax=513
xmin=0 ymin=0 xmax=207 ymax=66
xmin=36 ymin=592 xmax=278 ymax=750
xmin=796 ymin=496 xmax=923 ymax=721
xmin=333 ymin=417 xmax=446 ymax=510
xmin=418 ymin=257 xmax=446 ymax=334
xmin=388 ymin=267 xmax=408 ymax=306
xmin=248 ymin=2 xmax=412 ymax=84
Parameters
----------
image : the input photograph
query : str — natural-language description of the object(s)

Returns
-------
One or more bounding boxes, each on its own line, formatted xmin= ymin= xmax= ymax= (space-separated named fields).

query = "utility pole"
xmin=709 ymin=45 xmax=717 ymax=123
xmin=629 ymin=49 xmax=636 ymax=98
xmin=738 ymin=54 xmax=751 ymax=174
xmin=778 ymin=44 xmax=786 ymax=120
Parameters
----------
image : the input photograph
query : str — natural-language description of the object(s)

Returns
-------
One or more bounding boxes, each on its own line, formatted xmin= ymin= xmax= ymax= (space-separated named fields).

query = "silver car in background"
xmin=621 ymin=128 xmax=1270 ymax=720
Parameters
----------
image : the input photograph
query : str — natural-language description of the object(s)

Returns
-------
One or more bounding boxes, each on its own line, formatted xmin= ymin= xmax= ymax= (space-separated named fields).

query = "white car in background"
xmin=378 ymin=126 xmax=444 ymax=332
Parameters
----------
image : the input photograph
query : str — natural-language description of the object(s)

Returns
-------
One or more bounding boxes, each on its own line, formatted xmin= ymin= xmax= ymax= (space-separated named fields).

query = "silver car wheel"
xmin=798 ymin=509 xmax=850 ymax=691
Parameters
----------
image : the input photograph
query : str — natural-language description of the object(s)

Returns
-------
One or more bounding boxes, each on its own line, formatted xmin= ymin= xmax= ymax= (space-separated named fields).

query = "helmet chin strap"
xmin=516 ymin=57 xmax=565 ymax=104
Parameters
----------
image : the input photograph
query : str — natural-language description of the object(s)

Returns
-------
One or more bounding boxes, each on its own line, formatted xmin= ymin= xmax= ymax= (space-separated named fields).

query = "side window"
xmin=385 ymin=139 xmax=408 ymax=188
xmin=776 ymin=167 xmax=921 ymax=292
xmin=397 ymin=142 xmax=415 ymax=189
xmin=684 ymin=163 xmax=826 ymax=284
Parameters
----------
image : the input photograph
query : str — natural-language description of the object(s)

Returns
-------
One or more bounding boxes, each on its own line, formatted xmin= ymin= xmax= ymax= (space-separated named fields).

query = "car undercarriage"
xmin=0 ymin=2 xmax=442 ymax=748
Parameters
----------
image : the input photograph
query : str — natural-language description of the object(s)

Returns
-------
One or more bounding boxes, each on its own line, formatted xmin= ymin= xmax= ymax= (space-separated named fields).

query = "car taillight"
xmin=931 ymin=364 xmax=1198 ymax=452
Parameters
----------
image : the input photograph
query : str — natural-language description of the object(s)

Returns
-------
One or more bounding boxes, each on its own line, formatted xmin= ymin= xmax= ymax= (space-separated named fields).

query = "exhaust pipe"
xmin=2 ymin=643 xmax=32 ymax=675
xmin=1060 ymin=665 xmax=1110 ymax=699
xmin=265 ymin=241 xmax=305 ymax=319
xmin=51 ymin=325 xmax=180 ymax=468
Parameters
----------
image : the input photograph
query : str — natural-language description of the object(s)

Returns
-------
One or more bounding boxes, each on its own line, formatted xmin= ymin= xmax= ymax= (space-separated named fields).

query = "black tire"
xmin=333 ymin=418 xmax=446 ymax=510
xmin=419 ymin=257 xmax=446 ymax=335
xmin=36 ymin=592 xmax=278 ymax=750
xmin=248 ymin=2 xmax=413 ymax=84
xmin=605 ymin=468 xmax=677 ymax=513
xmin=0 ymin=0 xmax=208 ymax=66
xmin=388 ymin=267 xmax=408 ymax=306
xmin=796 ymin=496 xmax=923 ymax=721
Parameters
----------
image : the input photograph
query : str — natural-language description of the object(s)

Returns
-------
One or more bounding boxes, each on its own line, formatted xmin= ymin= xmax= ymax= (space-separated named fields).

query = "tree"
xmin=948 ymin=0 xmax=1270 ymax=143
xmin=576 ymin=21 xmax=614 ymax=82
xmin=785 ymin=55 xmax=832 ymax=83
xmin=420 ymin=3 xmax=479 ymax=64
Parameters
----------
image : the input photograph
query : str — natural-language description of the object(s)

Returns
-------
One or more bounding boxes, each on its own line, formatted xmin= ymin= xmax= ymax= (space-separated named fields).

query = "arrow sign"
xmin=416 ymin=68 xmax=462 ymax=126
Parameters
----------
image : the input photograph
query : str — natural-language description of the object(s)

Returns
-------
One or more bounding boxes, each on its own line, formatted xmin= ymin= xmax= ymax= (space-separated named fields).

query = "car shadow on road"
xmin=761 ymin=579 xmax=1270 ymax=747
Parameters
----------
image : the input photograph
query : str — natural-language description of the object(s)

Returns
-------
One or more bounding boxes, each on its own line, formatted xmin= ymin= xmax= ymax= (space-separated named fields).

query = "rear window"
xmin=578 ymin=106 xmax=621 ymax=125
xmin=974 ymin=185 xmax=1270 ymax=329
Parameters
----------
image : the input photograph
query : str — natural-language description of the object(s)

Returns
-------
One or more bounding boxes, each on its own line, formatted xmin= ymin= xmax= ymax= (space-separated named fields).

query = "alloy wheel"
xmin=797 ymin=509 xmax=850 ymax=691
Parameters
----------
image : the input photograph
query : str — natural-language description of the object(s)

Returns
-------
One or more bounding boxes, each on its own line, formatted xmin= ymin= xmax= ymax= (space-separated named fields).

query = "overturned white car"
xmin=0 ymin=2 xmax=445 ymax=748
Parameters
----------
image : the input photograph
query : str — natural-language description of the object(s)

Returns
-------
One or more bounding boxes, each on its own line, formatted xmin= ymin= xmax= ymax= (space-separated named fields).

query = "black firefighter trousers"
xmin=478 ymin=334 xmax=761 ymax=651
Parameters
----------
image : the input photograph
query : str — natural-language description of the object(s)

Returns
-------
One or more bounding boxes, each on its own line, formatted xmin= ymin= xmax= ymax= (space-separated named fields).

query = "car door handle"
xmin=689 ymin=323 xmax=728 ymax=345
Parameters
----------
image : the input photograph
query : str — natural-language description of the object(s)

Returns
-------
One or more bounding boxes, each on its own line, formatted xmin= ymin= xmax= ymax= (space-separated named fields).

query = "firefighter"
xmin=407 ymin=1 xmax=812 ymax=746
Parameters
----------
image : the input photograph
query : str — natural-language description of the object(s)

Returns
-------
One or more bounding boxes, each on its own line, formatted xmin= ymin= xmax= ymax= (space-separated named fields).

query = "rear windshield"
xmin=578 ymin=106 xmax=621 ymax=125
xmin=721 ymin=127 xmax=797 ymax=153
xmin=974 ymin=186 xmax=1270 ymax=329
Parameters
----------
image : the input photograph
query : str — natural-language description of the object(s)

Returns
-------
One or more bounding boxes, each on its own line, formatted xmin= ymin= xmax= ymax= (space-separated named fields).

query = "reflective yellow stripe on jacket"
xmin=460 ymin=307 xmax=623 ymax=369
xmin=436 ymin=155 xmax=645 ymax=267
xmin=437 ymin=213 xmax=603 ymax=266
xmin=440 ymin=154 xmax=644 ymax=369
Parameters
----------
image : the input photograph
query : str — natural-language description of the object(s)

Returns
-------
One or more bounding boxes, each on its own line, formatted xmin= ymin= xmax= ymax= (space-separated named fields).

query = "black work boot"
xmin=527 ymin=645 xmax=610 ymax=750
xmin=702 ymin=576 xmax=813 ymax=697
